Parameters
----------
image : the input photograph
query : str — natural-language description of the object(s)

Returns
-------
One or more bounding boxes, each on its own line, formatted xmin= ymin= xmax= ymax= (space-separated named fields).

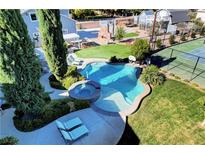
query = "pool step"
xmin=124 ymin=97 xmax=133 ymax=105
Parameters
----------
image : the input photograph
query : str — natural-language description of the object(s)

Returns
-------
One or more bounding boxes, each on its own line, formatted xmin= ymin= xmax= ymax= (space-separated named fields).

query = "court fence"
xmin=152 ymin=47 xmax=205 ymax=82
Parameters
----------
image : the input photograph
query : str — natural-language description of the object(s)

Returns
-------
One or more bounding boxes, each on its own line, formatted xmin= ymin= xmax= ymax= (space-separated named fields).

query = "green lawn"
xmin=124 ymin=32 xmax=138 ymax=38
xmin=76 ymin=44 xmax=132 ymax=59
xmin=119 ymin=80 xmax=205 ymax=144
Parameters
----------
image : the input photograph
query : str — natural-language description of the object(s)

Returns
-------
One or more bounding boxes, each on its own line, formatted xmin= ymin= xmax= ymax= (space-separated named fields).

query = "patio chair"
xmin=56 ymin=117 xmax=82 ymax=131
xmin=59 ymin=125 xmax=89 ymax=144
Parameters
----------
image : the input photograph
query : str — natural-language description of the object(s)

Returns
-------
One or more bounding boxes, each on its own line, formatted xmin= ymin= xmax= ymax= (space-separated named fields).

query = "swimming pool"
xmin=80 ymin=62 xmax=145 ymax=112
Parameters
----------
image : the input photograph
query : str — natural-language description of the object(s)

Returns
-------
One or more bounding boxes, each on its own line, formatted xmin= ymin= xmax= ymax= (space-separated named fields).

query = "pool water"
xmin=80 ymin=62 xmax=144 ymax=107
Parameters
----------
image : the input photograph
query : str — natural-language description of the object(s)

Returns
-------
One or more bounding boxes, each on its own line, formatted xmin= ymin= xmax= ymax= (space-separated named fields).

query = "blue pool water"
xmin=80 ymin=62 xmax=145 ymax=107
xmin=73 ymin=84 xmax=96 ymax=97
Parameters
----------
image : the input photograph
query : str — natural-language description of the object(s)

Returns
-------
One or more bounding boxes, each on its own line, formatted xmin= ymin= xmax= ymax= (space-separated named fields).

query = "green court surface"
xmin=153 ymin=38 xmax=205 ymax=88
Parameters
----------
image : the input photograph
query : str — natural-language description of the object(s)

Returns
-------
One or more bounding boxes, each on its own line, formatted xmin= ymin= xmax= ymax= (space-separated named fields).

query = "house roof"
xmin=20 ymin=9 xmax=33 ymax=14
xmin=168 ymin=9 xmax=190 ymax=24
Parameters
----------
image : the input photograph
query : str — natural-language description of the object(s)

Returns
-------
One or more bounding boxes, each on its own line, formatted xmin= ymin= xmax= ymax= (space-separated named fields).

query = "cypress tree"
xmin=37 ymin=10 xmax=67 ymax=80
xmin=0 ymin=10 xmax=47 ymax=116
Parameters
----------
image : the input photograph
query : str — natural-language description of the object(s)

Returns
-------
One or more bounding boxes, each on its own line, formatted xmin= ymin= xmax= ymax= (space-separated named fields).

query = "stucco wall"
xmin=196 ymin=11 xmax=205 ymax=22
xmin=21 ymin=9 xmax=76 ymax=46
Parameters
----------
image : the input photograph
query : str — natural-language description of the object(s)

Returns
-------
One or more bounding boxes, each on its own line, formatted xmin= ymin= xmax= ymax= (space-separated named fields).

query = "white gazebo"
xmin=63 ymin=33 xmax=81 ymax=49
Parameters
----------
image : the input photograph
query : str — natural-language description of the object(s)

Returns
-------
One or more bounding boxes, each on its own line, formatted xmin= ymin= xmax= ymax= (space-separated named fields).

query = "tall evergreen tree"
xmin=37 ymin=10 xmax=67 ymax=80
xmin=0 ymin=10 xmax=47 ymax=116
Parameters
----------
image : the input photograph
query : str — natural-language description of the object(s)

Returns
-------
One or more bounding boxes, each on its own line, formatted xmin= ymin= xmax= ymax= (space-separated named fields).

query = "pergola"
xmin=63 ymin=33 xmax=82 ymax=49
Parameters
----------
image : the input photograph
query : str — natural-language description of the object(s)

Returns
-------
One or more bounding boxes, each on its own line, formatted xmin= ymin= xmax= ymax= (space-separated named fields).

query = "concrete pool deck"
xmin=0 ymin=108 xmax=126 ymax=145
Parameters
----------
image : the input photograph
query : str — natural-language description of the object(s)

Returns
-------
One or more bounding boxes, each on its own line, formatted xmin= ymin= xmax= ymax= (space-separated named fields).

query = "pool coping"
xmin=120 ymin=83 xmax=151 ymax=116
xmin=78 ymin=58 xmax=151 ymax=116
xmin=68 ymin=80 xmax=101 ymax=101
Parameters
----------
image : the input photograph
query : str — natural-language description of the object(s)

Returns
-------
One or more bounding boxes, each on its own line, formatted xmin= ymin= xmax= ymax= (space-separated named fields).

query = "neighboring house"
xmin=21 ymin=9 xmax=77 ymax=46
xmin=196 ymin=9 xmax=205 ymax=23
xmin=135 ymin=9 xmax=190 ymax=34
xmin=136 ymin=10 xmax=154 ymax=30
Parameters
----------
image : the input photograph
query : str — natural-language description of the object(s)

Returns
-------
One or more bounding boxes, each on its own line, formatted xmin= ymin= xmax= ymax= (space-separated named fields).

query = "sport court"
xmin=153 ymin=38 xmax=205 ymax=88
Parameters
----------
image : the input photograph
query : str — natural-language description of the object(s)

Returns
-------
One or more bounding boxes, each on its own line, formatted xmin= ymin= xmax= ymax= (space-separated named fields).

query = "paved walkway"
xmin=0 ymin=108 xmax=125 ymax=145
xmin=40 ymin=73 xmax=68 ymax=100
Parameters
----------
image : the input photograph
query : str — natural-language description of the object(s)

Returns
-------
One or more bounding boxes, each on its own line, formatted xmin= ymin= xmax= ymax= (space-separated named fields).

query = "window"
xmin=30 ymin=13 xmax=37 ymax=21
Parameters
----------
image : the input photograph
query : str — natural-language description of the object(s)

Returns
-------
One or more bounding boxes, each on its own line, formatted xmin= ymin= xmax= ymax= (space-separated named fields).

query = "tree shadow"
xmin=151 ymin=55 xmax=176 ymax=68
xmin=117 ymin=118 xmax=140 ymax=145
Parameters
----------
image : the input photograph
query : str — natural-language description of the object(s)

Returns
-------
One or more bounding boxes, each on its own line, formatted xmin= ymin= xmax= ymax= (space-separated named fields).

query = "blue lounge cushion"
xmin=64 ymin=117 xmax=82 ymax=130
xmin=69 ymin=125 xmax=89 ymax=141
xmin=60 ymin=130 xmax=72 ymax=141
xmin=56 ymin=120 xmax=66 ymax=130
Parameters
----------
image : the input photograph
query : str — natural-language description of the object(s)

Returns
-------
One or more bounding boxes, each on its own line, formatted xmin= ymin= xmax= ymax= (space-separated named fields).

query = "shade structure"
xmin=63 ymin=33 xmax=80 ymax=42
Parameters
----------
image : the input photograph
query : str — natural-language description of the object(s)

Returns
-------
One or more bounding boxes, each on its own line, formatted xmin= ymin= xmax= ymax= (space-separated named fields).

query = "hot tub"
xmin=68 ymin=80 xmax=100 ymax=102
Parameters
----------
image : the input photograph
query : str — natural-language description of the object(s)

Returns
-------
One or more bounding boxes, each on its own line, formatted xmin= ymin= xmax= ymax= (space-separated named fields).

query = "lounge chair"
xmin=64 ymin=117 xmax=82 ymax=130
xmin=60 ymin=125 xmax=89 ymax=144
xmin=66 ymin=56 xmax=81 ymax=66
xmin=56 ymin=117 xmax=82 ymax=131
xmin=69 ymin=54 xmax=83 ymax=63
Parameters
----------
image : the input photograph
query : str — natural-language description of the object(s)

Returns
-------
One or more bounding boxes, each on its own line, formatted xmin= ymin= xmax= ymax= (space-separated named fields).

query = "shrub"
xmin=192 ymin=83 xmax=199 ymax=87
xmin=0 ymin=136 xmax=19 ymax=145
xmin=110 ymin=56 xmax=118 ymax=63
xmin=71 ymin=99 xmax=90 ymax=111
xmin=115 ymin=26 xmax=125 ymax=40
xmin=174 ymin=76 xmax=181 ymax=80
xmin=60 ymin=66 xmax=84 ymax=89
xmin=200 ymin=27 xmax=205 ymax=36
xmin=169 ymin=35 xmax=175 ymax=45
xmin=1 ymin=103 xmax=11 ymax=110
xmin=131 ymin=39 xmax=150 ymax=61
xmin=71 ymin=9 xmax=96 ymax=20
xmin=156 ymin=39 xmax=162 ymax=48
xmin=161 ymin=70 xmax=167 ymax=74
xmin=49 ymin=74 xmax=66 ymax=90
xmin=184 ymin=79 xmax=190 ymax=83
xmin=191 ymin=31 xmax=196 ymax=39
xmin=169 ymin=73 xmax=175 ymax=77
xmin=13 ymin=98 xmax=90 ymax=132
xmin=14 ymin=110 xmax=24 ymax=118
xmin=141 ymin=65 xmax=166 ymax=86
xmin=109 ymin=56 xmax=129 ymax=63
xmin=180 ymin=34 xmax=186 ymax=41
